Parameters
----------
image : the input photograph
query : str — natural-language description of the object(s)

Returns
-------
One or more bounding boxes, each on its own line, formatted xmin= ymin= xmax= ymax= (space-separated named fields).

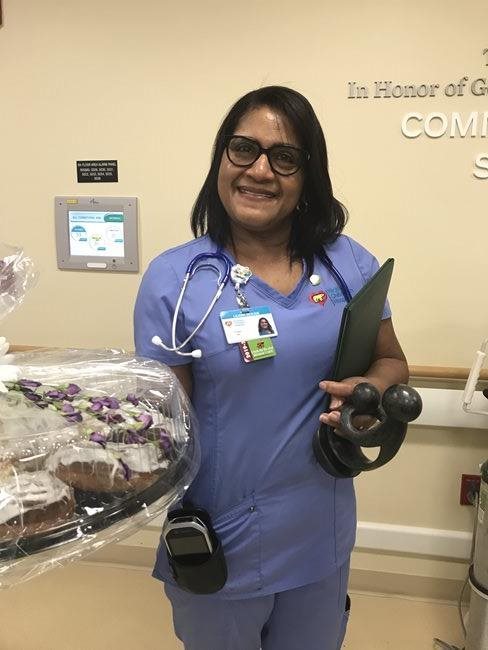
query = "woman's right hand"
xmin=318 ymin=377 xmax=381 ymax=431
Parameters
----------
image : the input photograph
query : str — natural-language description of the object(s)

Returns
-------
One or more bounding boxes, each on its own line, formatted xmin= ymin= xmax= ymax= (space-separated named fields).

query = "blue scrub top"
xmin=134 ymin=234 xmax=391 ymax=599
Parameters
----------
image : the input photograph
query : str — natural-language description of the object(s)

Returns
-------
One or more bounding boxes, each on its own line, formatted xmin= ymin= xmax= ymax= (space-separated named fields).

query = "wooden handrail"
xmin=10 ymin=345 xmax=44 ymax=352
xmin=409 ymin=366 xmax=488 ymax=381
xmin=8 ymin=347 xmax=488 ymax=381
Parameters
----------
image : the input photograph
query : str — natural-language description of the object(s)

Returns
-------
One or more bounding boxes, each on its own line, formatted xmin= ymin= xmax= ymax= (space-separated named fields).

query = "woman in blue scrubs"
xmin=134 ymin=86 xmax=409 ymax=650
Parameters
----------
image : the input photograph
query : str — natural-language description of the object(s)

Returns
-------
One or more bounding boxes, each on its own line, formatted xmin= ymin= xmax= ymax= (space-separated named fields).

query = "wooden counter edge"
xmin=9 ymin=346 xmax=488 ymax=381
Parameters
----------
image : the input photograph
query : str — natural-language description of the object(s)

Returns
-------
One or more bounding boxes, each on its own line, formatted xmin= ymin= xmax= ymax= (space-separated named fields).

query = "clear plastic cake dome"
xmin=0 ymin=242 xmax=36 ymax=322
xmin=0 ymin=246 xmax=199 ymax=588
xmin=0 ymin=350 xmax=199 ymax=588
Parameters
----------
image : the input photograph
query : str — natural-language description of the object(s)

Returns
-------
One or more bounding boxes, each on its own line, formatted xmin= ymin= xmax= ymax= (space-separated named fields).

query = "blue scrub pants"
xmin=164 ymin=560 xmax=350 ymax=650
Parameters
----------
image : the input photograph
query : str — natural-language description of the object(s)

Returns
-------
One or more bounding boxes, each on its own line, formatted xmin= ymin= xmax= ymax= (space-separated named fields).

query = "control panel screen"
xmin=68 ymin=210 xmax=125 ymax=258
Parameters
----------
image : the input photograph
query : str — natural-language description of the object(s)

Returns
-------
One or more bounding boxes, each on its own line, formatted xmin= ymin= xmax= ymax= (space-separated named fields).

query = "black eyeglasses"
xmin=225 ymin=135 xmax=309 ymax=176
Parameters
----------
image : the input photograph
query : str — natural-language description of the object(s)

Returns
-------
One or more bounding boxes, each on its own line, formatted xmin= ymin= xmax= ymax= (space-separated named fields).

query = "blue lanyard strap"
xmin=316 ymin=250 xmax=353 ymax=303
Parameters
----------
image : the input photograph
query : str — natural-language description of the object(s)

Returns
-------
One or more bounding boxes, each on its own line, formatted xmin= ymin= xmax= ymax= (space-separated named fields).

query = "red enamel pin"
xmin=310 ymin=291 xmax=327 ymax=306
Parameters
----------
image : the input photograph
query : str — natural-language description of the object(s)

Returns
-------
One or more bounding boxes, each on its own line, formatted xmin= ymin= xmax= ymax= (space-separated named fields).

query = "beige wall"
xmin=1 ymin=0 xmax=488 ymax=364
xmin=1 ymin=1 xmax=488 ymax=597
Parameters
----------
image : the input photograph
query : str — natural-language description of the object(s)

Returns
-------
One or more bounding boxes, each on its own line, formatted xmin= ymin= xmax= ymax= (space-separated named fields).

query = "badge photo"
xmin=220 ymin=307 xmax=278 ymax=345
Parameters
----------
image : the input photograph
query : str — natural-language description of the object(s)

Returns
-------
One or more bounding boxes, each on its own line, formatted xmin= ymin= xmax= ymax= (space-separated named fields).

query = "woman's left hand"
xmin=318 ymin=377 xmax=377 ymax=428
xmin=318 ymin=320 xmax=410 ymax=429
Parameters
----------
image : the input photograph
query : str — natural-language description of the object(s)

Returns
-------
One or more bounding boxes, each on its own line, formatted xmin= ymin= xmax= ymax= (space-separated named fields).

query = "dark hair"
xmin=258 ymin=317 xmax=274 ymax=335
xmin=191 ymin=86 xmax=348 ymax=268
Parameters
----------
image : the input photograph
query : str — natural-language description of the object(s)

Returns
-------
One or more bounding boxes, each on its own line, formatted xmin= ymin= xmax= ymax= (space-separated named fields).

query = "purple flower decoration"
xmin=65 ymin=411 xmax=83 ymax=423
xmin=157 ymin=429 xmax=172 ymax=452
xmin=25 ymin=392 xmax=42 ymax=402
xmin=93 ymin=396 xmax=117 ymax=409
xmin=90 ymin=432 xmax=107 ymax=448
xmin=107 ymin=412 xmax=124 ymax=424
xmin=5 ymin=378 xmax=175 ymax=460
xmin=136 ymin=413 xmax=153 ymax=430
xmin=127 ymin=431 xmax=147 ymax=444
xmin=66 ymin=383 xmax=81 ymax=396
xmin=19 ymin=379 xmax=42 ymax=389
xmin=45 ymin=390 xmax=66 ymax=400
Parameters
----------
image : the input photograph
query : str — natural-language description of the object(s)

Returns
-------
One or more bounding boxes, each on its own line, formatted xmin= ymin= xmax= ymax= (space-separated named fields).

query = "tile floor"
xmin=0 ymin=563 xmax=465 ymax=650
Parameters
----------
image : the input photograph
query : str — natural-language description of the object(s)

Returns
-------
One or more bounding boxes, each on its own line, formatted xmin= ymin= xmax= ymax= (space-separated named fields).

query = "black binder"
xmin=331 ymin=258 xmax=394 ymax=381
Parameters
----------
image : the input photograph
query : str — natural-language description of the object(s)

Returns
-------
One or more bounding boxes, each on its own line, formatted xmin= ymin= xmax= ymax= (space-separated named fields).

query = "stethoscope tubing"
xmin=316 ymin=250 xmax=353 ymax=303
xmin=171 ymin=273 xmax=224 ymax=352
xmin=187 ymin=252 xmax=233 ymax=285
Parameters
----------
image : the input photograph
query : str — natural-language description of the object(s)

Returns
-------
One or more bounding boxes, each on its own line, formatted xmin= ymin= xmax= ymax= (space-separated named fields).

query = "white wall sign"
xmin=347 ymin=50 xmax=488 ymax=178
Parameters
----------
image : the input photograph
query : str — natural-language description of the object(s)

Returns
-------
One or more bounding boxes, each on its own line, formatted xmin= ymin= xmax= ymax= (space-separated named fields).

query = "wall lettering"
xmin=474 ymin=154 xmax=488 ymax=179
xmin=347 ymin=52 xmax=488 ymax=178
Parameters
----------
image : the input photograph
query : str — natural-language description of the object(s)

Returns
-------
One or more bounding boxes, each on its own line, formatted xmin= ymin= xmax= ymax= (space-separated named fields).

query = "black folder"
xmin=331 ymin=258 xmax=394 ymax=381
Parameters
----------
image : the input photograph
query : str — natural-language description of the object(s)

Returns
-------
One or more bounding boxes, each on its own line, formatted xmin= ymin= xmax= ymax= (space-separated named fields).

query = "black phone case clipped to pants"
xmin=166 ymin=506 xmax=227 ymax=595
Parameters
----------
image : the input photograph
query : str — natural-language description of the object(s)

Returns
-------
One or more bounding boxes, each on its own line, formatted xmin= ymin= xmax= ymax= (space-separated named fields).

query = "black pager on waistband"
xmin=163 ymin=504 xmax=227 ymax=594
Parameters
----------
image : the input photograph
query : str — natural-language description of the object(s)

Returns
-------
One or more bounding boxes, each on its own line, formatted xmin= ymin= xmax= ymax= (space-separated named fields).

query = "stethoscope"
xmin=152 ymin=250 xmax=352 ymax=359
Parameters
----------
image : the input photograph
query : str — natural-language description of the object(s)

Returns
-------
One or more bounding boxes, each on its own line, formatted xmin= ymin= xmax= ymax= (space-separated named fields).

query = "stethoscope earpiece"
xmin=152 ymin=334 xmax=202 ymax=359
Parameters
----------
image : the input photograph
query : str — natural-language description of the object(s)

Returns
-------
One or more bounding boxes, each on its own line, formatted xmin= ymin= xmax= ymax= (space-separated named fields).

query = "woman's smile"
xmin=236 ymin=185 xmax=279 ymax=200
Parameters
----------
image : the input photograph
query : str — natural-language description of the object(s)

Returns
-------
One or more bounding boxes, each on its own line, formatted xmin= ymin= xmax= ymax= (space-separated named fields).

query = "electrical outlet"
xmin=460 ymin=474 xmax=481 ymax=505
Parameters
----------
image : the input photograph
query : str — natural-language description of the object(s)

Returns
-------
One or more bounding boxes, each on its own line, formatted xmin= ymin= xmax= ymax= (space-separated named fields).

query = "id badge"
xmin=220 ymin=306 xmax=278 ymax=344
xmin=239 ymin=338 xmax=276 ymax=363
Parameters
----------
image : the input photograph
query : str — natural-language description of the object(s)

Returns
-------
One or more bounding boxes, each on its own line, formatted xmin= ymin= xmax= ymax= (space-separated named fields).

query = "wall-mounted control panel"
xmin=55 ymin=196 xmax=138 ymax=272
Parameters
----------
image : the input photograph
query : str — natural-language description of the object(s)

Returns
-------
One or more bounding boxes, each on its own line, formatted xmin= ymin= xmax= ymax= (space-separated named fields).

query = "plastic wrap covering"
xmin=0 ymin=349 xmax=199 ymax=588
xmin=0 ymin=243 xmax=36 ymax=322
